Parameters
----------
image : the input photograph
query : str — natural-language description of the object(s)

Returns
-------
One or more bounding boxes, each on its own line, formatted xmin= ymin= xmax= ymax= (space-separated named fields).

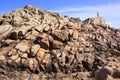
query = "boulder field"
xmin=0 ymin=5 xmax=120 ymax=80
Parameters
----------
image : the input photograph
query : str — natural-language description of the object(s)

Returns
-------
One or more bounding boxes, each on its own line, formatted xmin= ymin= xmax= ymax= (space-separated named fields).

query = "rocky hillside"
xmin=0 ymin=5 xmax=120 ymax=80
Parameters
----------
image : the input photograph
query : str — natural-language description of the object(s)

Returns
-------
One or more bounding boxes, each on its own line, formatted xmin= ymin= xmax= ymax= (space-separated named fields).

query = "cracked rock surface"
xmin=0 ymin=5 xmax=120 ymax=80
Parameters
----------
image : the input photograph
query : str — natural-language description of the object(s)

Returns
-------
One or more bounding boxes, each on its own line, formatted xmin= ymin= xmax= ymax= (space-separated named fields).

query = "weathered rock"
xmin=29 ymin=44 xmax=40 ymax=57
xmin=43 ymin=24 xmax=51 ymax=31
xmin=12 ymin=16 xmax=23 ymax=26
xmin=37 ymin=48 xmax=49 ymax=58
xmin=15 ymin=40 xmax=30 ymax=52
xmin=3 ymin=39 xmax=15 ymax=44
xmin=95 ymin=61 xmax=120 ymax=80
xmin=93 ymin=41 xmax=108 ymax=52
xmin=34 ymin=33 xmax=50 ymax=49
xmin=82 ymin=58 xmax=93 ymax=71
xmin=0 ymin=5 xmax=120 ymax=80
xmin=77 ymin=72 xmax=91 ymax=80
xmin=0 ymin=55 xmax=6 ymax=60
xmin=0 ymin=47 xmax=12 ymax=56
xmin=9 ymin=54 xmax=19 ymax=61
xmin=21 ymin=53 xmax=28 ymax=59
xmin=0 ymin=25 xmax=12 ymax=39
xmin=40 ymin=38 xmax=49 ymax=50
xmin=34 ymin=25 xmax=43 ymax=32
xmin=66 ymin=22 xmax=74 ymax=28
xmin=42 ymin=53 xmax=51 ymax=64
xmin=7 ymin=48 xmax=17 ymax=57
xmin=31 ymin=28 xmax=40 ymax=37
xmin=25 ymin=31 xmax=36 ymax=40
xmin=9 ymin=25 xmax=32 ymax=39
xmin=51 ymin=30 xmax=68 ymax=42
xmin=52 ymin=40 xmax=63 ymax=49
xmin=27 ymin=58 xmax=38 ymax=71
xmin=72 ymin=30 xmax=79 ymax=40
xmin=20 ymin=58 xmax=28 ymax=68
xmin=84 ymin=17 xmax=105 ymax=25
xmin=51 ymin=50 xmax=62 ymax=58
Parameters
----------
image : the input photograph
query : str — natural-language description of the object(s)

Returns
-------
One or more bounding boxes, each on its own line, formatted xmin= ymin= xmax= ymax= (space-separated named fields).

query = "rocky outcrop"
xmin=96 ymin=61 xmax=120 ymax=80
xmin=0 ymin=5 xmax=120 ymax=80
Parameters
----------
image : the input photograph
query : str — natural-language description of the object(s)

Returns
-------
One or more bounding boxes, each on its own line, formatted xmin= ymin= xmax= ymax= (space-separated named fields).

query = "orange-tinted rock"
xmin=37 ymin=48 xmax=49 ymax=58
xmin=15 ymin=40 xmax=30 ymax=52
xmin=51 ymin=30 xmax=68 ymax=42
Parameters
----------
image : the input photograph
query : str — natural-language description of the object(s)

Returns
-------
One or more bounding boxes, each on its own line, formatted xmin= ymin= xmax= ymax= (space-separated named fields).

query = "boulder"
xmin=27 ymin=58 xmax=38 ymax=71
xmin=12 ymin=16 xmax=23 ymax=26
xmin=1 ymin=5 xmax=120 ymax=80
xmin=34 ymin=33 xmax=50 ymax=50
xmin=84 ymin=17 xmax=105 ymax=25
xmin=37 ymin=48 xmax=49 ymax=58
xmin=0 ymin=25 xmax=12 ymax=38
xmin=15 ymin=40 xmax=31 ymax=52
xmin=0 ymin=47 xmax=12 ymax=56
xmin=29 ymin=44 xmax=40 ymax=57
xmin=0 ymin=55 xmax=6 ymax=61
xmin=51 ymin=30 xmax=68 ymax=42
xmin=96 ymin=61 xmax=120 ymax=80
xmin=42 ymin=53 xmax=51 ymax=64
xmin=66 ymin=22 xmax=74 ymax=28
xmin=40 ymin=38 xmax=49 ymax=50
xmin=52 ymin=40 xmax=63 ymax=49
xmin=9 ymin=25 xmax=32 ymax=39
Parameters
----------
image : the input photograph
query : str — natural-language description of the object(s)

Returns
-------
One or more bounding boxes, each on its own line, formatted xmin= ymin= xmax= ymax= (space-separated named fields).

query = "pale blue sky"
xmin=0 ymin=0 xmax=120 ymax=28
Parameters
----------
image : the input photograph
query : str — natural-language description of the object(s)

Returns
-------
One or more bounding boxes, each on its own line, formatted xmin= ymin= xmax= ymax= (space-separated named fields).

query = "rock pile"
xmin=0 ymin=5 xmax=120 ymax=80
xmin=96 ymin=61 xmax=120 ymax=80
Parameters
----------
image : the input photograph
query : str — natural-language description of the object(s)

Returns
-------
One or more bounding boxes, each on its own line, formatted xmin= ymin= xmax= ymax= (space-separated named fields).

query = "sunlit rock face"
xmin=0 ymin=5 xmax=120 ymax=80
